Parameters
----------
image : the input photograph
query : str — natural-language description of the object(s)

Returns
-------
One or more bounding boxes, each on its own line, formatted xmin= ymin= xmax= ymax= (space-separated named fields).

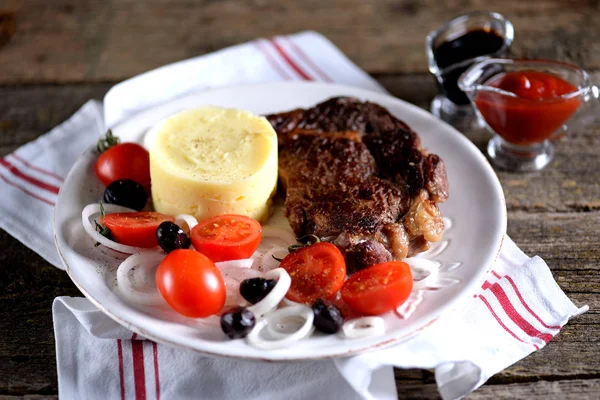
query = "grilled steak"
xmin=267 ymin=97 xmax=449 ymax=273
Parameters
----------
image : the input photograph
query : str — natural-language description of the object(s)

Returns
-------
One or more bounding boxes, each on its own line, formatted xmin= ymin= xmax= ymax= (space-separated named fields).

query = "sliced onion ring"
xmin=82 ymin=203 xmax=159 ymax=254
xmin=266 ymin=304 xmax=314 ymax=339
xmin=405 ymin=257 xmax=440 ymax=282
xmin=253 ymin=246 xmax=288 ymax=272
xmin=247 ymin=305 xmax=314 ymax=349
xmin=247 ymin=268 xmax=291 ymax=317
xmin=342 ymin=317 xmax=385 ymax=339
xmin=216 ymin=259 xmax=254 ymax=270
xmin=411 ymin=262 xmax=442 ymax=291
xmin=396 ymin=290 xmax=424 ymax=319
xmin=261 ymin=227 xmax=297 ymax=246
xmin=281 ymin=298 xmax=301 ymax=308
xmin=116 ymin=252 xmax=165 ymax=306
xmin=219 ymin=266 xmax=261 ymax=290
xmin=175 ymin=214 xmax=198 ymax=232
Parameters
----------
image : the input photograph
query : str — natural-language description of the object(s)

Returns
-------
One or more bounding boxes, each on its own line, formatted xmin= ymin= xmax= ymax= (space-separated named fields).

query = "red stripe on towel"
xmin=504 ymin=275 xmax=561 ymax=330
xmin=0 ymin=158 xmax=60 ymax=194
xmin=269 ymin=39 xmax=313 ymax=80
xmin=282 ymin=37 xmax=333 ymax=82
xmin=490 ymin=283 xmax=554 ymax=343
xmin=0 ymin=172 xmax=55 ymax=206
xmin=152 ymin=342 xmax=160 ymax=400
xmin=10 ymin=153 xmax=64 ymax=182
xmin=131 ymin=334 xmax=147 ymax=400
xmin=477 ymin=294 xmax=539 ymax=350
xmin=255 ymin=41 xmax=293 ymax=80
xmin=117 ymin=339 xmax=125 ymax=400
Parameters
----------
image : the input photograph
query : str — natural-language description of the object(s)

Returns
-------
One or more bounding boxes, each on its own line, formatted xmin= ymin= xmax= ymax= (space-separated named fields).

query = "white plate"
xmin=54 ymin=82 xmax=506 ymax=361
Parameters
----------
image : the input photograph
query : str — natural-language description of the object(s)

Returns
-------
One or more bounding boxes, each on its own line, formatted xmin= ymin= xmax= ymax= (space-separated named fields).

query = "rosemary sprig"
xmin=272 ymin=234 xmax=322 ymax=261
xmin=96 ymin=129 xmax=120 ymax=153
xmin=93 ymin=202 xmax=112 ymax=246
xmin=288 ymin=234 xmax=321 ymax=252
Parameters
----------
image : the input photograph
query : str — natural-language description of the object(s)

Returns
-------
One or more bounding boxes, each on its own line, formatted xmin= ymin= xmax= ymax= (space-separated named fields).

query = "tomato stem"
xmin=96 ymin=129 xmax=120 ymax=153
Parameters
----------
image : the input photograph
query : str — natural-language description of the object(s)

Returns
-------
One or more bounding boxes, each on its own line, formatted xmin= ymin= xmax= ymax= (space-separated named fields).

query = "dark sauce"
xmin=433 ymin=29 xmax=505 ymax=105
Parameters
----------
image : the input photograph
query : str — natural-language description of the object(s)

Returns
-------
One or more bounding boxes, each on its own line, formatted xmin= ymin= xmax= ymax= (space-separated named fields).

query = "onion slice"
xmin=116 ymin=252 xmax=165 ymax=306
xmin=218 ymin=266 xmax=261 ymax=293
xmin=247 ymin=305 xmax=314 ymax=349
xmin=82 ymin=203 xmax=158 ymax=254
xmin=247 ymin=268 xmax=291 ymax=317
xmin=219 ymin=267 xmax=261 ymax=309
xmin=216 ymin=259 xmax=254 ymax=270
xmin=406 ymin=257 xmax=449 ymax=291
xmin=219 ymin=266 xmax=261 ymax=287
xmin=342 ymin=317 xmax=385 ymax=339
xmin=404 ymin=257 xmax=440 ymax=282
xmin=175 ymin=214 xmax=198 ymax=232
xmin=281 ymin=298 xmax=302 ymax=308
xmin=395 ymin=290 xmax=424 ymax=319
xmin=253 ymin=246 xmax=288 ymax=272
xmin=266 ymin=304 xmax=314 ymax=339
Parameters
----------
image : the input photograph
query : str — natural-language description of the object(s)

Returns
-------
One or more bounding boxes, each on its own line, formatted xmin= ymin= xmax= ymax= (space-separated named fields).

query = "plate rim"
xmin=54 ymin=81 xmax=507 ymax=361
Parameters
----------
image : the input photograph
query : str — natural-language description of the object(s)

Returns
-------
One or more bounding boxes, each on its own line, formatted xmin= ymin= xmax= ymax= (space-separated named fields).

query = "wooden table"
xmin=1 ymin=1 xmax=598 ymax=398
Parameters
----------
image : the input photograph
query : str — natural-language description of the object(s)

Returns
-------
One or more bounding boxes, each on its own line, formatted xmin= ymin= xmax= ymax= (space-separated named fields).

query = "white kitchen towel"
xmin=53 ymin=297 xmax=396 ymax=400
xmin=0 ymin=31 xmax=587 ymax=400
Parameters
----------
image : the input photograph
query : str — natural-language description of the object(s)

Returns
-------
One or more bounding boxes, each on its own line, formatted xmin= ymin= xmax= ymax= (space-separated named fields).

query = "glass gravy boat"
xmin=459 ymin=58 xmax=599 ymax=172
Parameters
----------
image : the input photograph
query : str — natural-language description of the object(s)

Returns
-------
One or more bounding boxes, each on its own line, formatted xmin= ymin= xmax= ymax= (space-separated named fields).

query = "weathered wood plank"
xmin=508 ymin=212 xmax=600 ymax=273
xmin=0 ymin=84 xmax=112 ymax=155
xmin=0 ymin=230 xmax=80 ymax=396
xmin=395 ymin=379 xmax=600 ymax=399
xmin=0 ymin=0 xmax=599 ymax=83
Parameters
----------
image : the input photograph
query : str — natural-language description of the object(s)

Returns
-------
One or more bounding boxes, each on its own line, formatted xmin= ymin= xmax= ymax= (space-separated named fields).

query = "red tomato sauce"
xmin=474 ymin=70 xmax=581 ymax=145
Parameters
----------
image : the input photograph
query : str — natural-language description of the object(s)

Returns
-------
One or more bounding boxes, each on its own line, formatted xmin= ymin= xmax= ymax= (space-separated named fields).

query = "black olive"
xmin=156 ymin=221 xmax=190 ymax=253
xmin=240 ymin=278 xmax=277 ymax=304
xmin=220 ymin=307 xmax=256 ymax=339
xmin=312 ymin=299 xmax=344 ymax=334
xmin=103 ymin=179 xmax=147 ymax=211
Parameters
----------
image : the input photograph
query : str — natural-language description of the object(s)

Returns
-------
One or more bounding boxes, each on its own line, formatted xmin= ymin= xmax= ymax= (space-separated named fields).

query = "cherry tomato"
xmin=190 ymin=215 xmax=262 ymax=262
xmin=95 ymin=143 xmax=151 ymax=194
xmin=280 ymin=242 xmax=346 ymax=304
xmin=341 ymin=261 xmax=413 ymax=315
xmin=156 ymin=249 xmax=226 ymax=318
xmin=102 ymin=212 xmax=174 ymax=248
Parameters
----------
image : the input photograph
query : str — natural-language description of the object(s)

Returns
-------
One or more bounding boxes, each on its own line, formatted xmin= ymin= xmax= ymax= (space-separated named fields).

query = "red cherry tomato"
xmin=280 ymin=242 xmax=346 ymax=304
xmin=341 ymin=261 xmax=413 ymax=315
xmin=95 ymin=143 xmax=151 ymax=194
xmin=156 ymin=249 xmax=226 ymax=318
xmin=102 ymin=212 xmax=174 ymax=248
xmin=190 ymin=215 xmax=262 ymax=262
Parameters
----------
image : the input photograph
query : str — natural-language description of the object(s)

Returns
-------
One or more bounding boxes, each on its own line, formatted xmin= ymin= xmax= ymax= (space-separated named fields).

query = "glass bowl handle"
xmin=550 ymin=85 xmax=600 ymax=141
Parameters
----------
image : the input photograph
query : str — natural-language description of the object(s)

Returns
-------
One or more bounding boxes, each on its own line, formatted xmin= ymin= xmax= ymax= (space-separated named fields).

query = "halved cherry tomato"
xmin=341 ymin=261 xmax=413 ymax=315
xmin=280 ymin=242 xmax=346 ymax=304
xmin=190 ymin=215 xmax=262 ymax=262
xmin=102 ymin=212 xmax=174 ymax=248
xmin=156 ymin=249 xmax=226 ymax=318
xmin=95 ymin=143 xmax=151 ymax=194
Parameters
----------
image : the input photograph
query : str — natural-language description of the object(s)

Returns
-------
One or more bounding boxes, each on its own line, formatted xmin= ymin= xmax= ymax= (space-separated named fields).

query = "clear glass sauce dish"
xmin=426 ymin=11 xmax=514 ymax=127
xmin=459 ymin=58 xmax=599 ymax=172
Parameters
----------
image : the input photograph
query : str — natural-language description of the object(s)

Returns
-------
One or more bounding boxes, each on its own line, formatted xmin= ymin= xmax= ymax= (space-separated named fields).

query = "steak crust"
xmin=267 ymin=97 xmax=449 ymax=273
